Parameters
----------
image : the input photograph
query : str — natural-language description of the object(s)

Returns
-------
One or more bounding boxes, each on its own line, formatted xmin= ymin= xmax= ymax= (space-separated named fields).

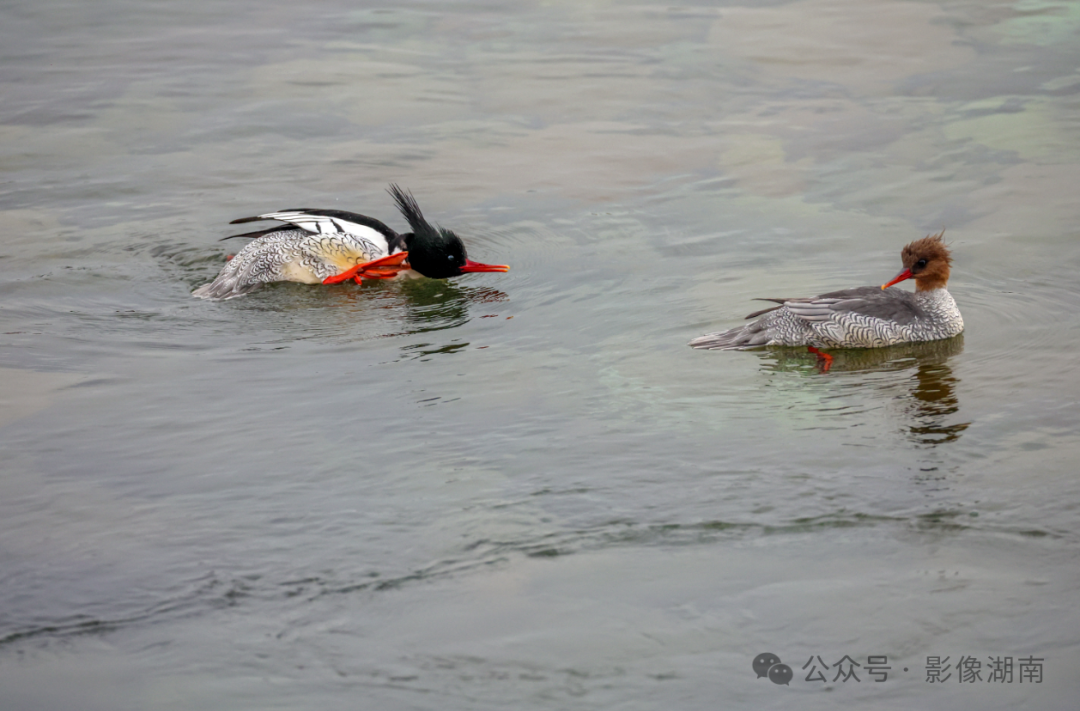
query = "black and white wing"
xmin=226 ymin=209 xmax=406 ymax=253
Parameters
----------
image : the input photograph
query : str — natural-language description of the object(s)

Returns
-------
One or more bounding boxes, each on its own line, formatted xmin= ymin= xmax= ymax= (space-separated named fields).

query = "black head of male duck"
xmin=387 ymin=184 xmax=509 ymax=279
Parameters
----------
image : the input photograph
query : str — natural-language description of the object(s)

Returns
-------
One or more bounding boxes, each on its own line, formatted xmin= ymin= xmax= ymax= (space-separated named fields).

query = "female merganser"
xmin=193 ymin=184 xmax=509 ymax=300
xmin=689 ymin=232 xmax=963 ymax=352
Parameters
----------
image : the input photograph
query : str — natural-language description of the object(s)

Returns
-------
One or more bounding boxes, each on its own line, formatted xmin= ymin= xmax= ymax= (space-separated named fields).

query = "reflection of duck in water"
xmin=397 ymin=278 xmax=508 ymax=334
xmin=193 ymin=185 xmax=509 ymax=300
xmin=906 ymin=358 xmax=968 ymax=446
xmin=690 ymin=233 xmax=963 ymax=370
xmin=756 ymin=336 xmax=969 ymax=445
xmin=756 ymin=335 xmax=964 ymax=375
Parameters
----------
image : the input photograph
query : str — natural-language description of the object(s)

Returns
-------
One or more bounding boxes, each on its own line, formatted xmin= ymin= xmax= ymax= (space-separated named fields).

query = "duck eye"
xmin=917 ymin=259 xmax=927 ymax=267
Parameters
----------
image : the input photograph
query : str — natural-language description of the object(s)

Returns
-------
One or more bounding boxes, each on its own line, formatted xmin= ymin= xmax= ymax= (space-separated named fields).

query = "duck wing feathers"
xmin=226 ymin=209 xmax=405 ymax=252
xmin=750 ymin=286 xmax=924 ymax=325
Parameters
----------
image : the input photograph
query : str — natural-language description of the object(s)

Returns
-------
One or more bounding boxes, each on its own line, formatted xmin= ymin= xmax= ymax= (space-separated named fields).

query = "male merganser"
xmin=689 ymin=232 xmax=963 ymax=354
xmin=193 ymin=185 xmax=509 ymax=300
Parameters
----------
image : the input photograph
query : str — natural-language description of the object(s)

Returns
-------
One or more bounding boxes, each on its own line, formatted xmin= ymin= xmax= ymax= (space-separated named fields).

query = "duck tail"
xmin=689 ymin=319 xmax=771 ymax=350
xmin=192 ymin=265 xmax=262 ymax=300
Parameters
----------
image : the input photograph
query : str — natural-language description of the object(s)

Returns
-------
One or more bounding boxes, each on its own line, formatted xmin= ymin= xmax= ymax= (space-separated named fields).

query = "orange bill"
xmin=881 ymin=267 xmax=912 ymax=290
xmin=459 ymin=259 xmax=509 ymax=273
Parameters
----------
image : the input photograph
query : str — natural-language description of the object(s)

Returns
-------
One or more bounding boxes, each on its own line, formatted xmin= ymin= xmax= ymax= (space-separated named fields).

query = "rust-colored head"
xmin=882 ymin=231 xmax=952 ymax=292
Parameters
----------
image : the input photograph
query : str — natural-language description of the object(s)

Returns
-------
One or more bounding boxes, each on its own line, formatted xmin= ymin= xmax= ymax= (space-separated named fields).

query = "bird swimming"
xmin=689 ymin=232 xmax=963 ymax=365
xmin=193 ymin=185 xmax=509 ymax=300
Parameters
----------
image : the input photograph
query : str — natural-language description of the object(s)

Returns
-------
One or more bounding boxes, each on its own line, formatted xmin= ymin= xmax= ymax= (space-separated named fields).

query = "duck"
xmin=689 ymin=232 xmax=963 ymax=364
xmin=193 ymin=184 xmax=509 ymax=300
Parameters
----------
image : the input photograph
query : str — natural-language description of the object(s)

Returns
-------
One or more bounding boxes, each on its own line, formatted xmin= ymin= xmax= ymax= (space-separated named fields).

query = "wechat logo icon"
xmin=753 ymin=652 xmax=793 ymax=686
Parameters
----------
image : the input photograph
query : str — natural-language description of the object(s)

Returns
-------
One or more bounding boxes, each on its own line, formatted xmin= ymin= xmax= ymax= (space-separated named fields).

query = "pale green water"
xmin=1 ymin=1 xmax=1079 ymax=709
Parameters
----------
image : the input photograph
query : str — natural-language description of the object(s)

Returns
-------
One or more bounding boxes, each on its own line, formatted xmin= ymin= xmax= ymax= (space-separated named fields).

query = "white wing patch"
xmin=256 ymin=211 xmax=391 ymax=252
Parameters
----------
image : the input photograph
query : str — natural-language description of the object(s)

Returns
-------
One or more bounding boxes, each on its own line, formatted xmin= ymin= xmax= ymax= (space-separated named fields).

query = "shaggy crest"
xmin=901 ymin=230 xmax=951 ymax=268
xmin=900 ymin=230 xmax=952 ymax=291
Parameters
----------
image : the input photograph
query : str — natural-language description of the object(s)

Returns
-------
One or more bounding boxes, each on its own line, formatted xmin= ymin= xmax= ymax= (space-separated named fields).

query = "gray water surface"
xmin=2 ymin=1 xmax=1079 ymax=709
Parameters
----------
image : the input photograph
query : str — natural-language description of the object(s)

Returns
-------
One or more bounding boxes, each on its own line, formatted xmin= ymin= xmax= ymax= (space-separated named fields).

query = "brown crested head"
xmin=883 ymin=231 xmax=952 ymax=291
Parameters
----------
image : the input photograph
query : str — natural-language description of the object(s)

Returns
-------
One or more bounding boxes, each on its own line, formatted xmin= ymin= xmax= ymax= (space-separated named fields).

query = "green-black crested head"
xmin=387 ymin=184 xmax=509 ymax=279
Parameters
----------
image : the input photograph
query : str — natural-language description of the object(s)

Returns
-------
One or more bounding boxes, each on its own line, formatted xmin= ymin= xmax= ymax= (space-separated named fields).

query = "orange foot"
xmin=807 ymin=346 xmax=833 ymax=373
xmin=323 ymin=252 xmax=410 ymax=285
